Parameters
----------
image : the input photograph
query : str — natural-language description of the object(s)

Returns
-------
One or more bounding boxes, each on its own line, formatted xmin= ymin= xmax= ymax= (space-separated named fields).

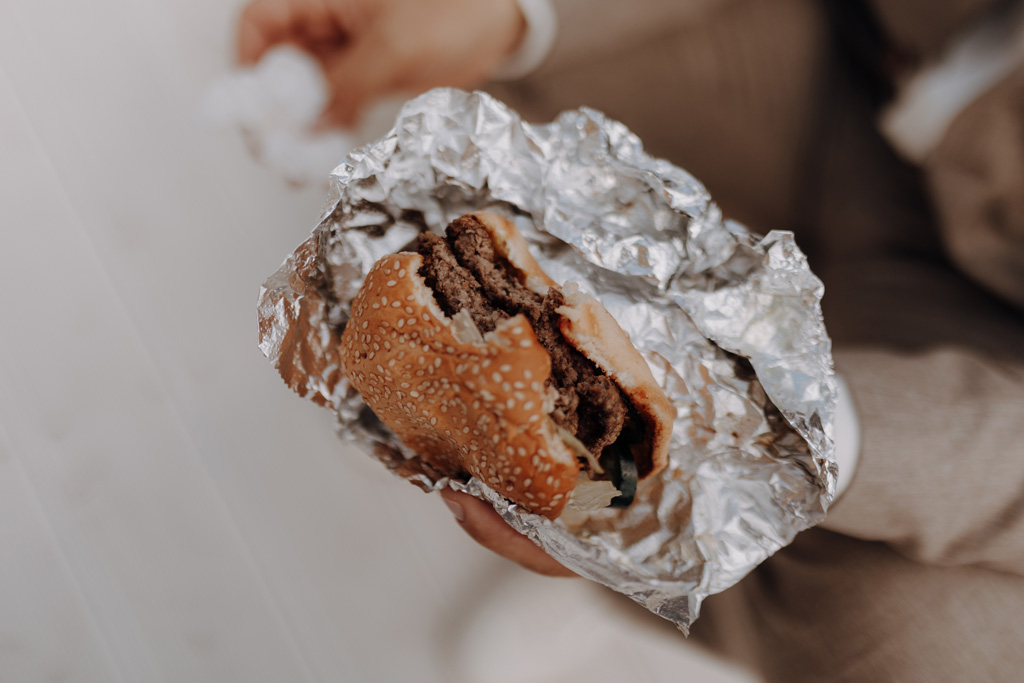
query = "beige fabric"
xmin=695 ymin=529 xmax=1024 ymax=682
xmin=489 ymin=0 xmax=828 ymax=233
xmin=826 ymin=348 xmax=1024 ymax=573
xmin=488 ymin=0 xmax=1024 ymax=679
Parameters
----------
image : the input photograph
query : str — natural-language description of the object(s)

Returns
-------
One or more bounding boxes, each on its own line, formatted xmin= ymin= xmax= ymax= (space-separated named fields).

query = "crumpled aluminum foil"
xmin=258 ymin=88 xmax=837 ymax=632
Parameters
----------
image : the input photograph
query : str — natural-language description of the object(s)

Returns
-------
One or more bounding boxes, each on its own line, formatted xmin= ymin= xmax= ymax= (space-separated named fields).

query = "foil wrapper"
xmin=258 ymin=89 xmax=837 ymax=632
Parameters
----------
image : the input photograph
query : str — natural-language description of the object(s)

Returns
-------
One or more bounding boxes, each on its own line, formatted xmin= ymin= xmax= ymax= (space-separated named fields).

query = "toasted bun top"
xmin=340 ymin=252 xmax=580 ymax=518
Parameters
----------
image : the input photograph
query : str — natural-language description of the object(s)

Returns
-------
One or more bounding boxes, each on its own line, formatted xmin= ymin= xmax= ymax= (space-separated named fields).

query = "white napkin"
xmin=203 ymin=45 xmax=400 ymax=186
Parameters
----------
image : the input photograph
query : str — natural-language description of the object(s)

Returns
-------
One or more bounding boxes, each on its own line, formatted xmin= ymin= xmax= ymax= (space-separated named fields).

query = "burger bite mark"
xmin=339 ymin=213 xmax=674 ymax=519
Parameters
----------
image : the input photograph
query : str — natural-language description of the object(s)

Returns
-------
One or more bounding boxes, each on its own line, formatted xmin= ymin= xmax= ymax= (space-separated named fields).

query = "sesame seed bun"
xmin=339 ymin=214 xmax=674 ymax=519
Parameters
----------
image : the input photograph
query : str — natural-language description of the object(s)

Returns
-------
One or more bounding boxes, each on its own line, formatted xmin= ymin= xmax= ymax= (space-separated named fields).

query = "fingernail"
xmin=443 ymin=497 xmax=465 ymax=522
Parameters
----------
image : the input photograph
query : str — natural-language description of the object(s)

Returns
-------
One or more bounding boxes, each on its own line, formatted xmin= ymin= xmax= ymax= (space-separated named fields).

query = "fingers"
xmin=237 ymin=0 xmax=357 ymax=65
xmin=440 ymin=489 xmax=577 ymax=578
xmin=238 ymin=0 xmax=293 ymax=64
xmin=236 ymin=0 xmax=523 ymax=128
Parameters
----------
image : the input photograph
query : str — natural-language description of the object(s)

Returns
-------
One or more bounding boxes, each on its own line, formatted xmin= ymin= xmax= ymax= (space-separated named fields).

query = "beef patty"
xmin=417 ymin=216 xmax=630 ymax=460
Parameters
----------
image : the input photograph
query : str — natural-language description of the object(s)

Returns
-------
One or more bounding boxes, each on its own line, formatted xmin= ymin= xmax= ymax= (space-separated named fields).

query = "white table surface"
xmin=0 ymin=1 xmax=754 ymax=681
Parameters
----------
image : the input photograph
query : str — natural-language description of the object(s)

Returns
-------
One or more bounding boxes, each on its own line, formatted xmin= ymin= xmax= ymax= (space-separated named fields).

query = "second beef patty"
xmin=416 ymin=216 xmax=629 ymax=459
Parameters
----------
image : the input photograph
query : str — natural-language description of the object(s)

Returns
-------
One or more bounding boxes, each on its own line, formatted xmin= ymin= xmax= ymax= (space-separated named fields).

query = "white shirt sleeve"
xmin=833 ymin=374 xmax=861 ymax=501
xmin=491 ymin=0 xmax=559 ymax=81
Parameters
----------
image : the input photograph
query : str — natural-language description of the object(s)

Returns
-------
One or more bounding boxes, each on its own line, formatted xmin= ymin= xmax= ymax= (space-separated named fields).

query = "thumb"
xmin=440 ymin=489 xmax=577 ymax=578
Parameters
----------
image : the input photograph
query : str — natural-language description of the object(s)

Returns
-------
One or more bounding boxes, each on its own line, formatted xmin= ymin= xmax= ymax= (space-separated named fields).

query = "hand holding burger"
xmin=440 ymin=487 xmax=577 ymax=576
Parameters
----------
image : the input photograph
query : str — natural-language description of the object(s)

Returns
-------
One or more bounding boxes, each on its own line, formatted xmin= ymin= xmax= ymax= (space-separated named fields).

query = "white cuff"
xmin=833 ymin=374 xmax=861 ymax=501
xmin=491 ymin=0 xmax=558 ymax=81
xmin=880 ymin=0 xmax=1024 ymax=162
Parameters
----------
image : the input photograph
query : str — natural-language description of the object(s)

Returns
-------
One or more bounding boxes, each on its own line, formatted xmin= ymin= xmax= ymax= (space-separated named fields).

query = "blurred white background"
xmin=0 ymin=1 xmax=752 ymax=681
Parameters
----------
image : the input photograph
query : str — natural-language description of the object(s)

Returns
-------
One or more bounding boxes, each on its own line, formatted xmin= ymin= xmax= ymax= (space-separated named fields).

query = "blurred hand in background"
xmin=236 ymin=0 xmax=526 ymax=127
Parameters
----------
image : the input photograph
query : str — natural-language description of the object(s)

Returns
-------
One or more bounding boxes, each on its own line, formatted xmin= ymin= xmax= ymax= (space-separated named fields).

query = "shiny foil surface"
xmin=258 ymin=89 xmax=837 ymax=631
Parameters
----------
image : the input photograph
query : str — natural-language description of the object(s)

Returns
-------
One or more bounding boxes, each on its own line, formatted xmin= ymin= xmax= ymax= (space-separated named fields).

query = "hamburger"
xmin=339 ymin=212 xmax=674 ymax=519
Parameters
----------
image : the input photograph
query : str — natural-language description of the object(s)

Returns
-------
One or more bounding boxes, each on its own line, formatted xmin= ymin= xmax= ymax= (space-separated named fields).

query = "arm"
xmin=925 ymin=63 xmax=1024 ymax=312
xmin=823 ymin=62 xmax=1024 ymax=576
xmin=824 ymin=347 xmax=1024 ymax=574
